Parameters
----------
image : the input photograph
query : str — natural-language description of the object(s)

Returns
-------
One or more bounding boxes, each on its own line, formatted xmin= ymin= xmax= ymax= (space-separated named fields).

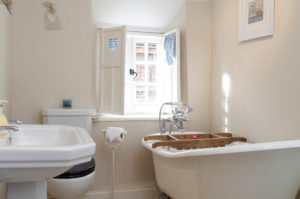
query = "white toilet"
xmin=42 ymin=109 xmax=96 ymax=199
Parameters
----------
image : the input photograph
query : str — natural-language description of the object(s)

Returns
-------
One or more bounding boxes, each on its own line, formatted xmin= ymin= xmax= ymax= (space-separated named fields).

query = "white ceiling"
xmin=92 ymin=0 xmax=187 ymax=29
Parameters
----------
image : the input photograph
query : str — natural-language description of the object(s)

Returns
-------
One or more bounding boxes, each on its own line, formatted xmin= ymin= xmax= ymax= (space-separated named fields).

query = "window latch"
xmin=129 ymin=69 xmax=137 ymax=80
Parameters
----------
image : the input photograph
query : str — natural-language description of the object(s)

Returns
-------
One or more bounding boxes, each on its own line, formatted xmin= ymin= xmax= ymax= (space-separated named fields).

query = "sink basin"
xmin=0 ymin=124 xmax=96 ymax=183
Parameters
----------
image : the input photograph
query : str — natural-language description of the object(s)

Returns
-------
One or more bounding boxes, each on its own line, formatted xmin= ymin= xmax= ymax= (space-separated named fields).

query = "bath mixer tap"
xmin=162 ymin=117 xmax=174 ymax=134
xmin=172 ymin=110 xmax=190 ymax=131
xmin=159 ymin=102 xmax=193 ymax=134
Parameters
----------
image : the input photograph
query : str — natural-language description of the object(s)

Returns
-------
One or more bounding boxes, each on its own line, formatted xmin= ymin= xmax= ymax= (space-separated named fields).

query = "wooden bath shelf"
xmin=144 ymin=133 xmax=247 ymax=150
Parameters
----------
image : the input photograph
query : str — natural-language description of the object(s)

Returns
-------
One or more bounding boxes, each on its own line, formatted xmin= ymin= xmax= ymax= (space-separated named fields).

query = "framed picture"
xmin=239 ymin=0 xmax=274 ymax=42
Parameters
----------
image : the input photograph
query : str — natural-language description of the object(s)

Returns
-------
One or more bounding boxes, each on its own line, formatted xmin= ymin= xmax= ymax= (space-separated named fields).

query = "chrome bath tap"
xmin=159 ymin=102 xmax=193 ymax=134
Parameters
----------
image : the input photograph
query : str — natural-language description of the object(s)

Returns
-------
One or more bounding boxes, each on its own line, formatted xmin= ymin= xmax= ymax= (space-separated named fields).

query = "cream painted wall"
xmin=92 ymin=0 xmax=186 ymax=29
xmin=210 ymin=0 xmax=300 ymax=142
xmin=11 ymin=0 xmax=95 ymax=124
xmin=0 ymin=5 xmax=11 ymax=117
xmin=167 ymin=1 xmax=212 ymax=132
xmin=185 ymin=1 xmax=211 ymax=131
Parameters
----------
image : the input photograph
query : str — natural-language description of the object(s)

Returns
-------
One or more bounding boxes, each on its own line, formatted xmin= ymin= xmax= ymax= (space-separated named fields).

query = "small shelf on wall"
xmin=2 ymin=0 xmax=12 ymax=14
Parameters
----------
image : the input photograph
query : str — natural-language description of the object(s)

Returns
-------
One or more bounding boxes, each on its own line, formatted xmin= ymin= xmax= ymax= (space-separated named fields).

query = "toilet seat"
xmin=55 ymin=158 xmax=95 ymax=179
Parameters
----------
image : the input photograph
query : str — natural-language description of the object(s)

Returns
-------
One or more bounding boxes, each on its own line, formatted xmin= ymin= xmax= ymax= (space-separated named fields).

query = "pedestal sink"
xmin=0 ymin=125 xmax=96 ymax=199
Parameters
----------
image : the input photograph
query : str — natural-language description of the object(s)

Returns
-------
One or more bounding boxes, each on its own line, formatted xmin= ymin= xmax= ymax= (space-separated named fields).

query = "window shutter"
xmin=163 ymin=29 xmax=181 ymax=102
xmin=100 ymin=26 xmax=126 ymax=114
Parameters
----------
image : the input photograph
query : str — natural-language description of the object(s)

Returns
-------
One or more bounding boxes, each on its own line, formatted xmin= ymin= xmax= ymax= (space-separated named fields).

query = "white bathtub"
xmin=142 ymin=133 xmax=300 ymax=199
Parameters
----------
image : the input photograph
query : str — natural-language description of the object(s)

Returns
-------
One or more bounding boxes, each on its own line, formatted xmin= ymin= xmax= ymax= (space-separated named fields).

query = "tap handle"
xmin=172 ymin=107 xmax=177 ymax=115
xmin=177 ymin=110 xmax=184 ymax=116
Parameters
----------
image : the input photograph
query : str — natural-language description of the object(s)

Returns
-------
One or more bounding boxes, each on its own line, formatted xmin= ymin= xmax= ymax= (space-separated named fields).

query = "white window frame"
xmin=125 ymin=30 xmax=180 ymax=115
xmin=125 ymin=34 xmax=164 ymax=114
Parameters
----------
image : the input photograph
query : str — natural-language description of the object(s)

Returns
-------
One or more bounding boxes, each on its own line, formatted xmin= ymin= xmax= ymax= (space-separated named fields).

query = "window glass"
xmin=136 ymin=86 xmax=145 ymax=104
xmin=148 ymin=64 xmax=156 ymax=83
xmin=136 ymin=43 xmax=145 ymax=62
xmin=136 ymin=64 xmax=145 ymax=83
xmin=148 ymin=43 xmax=157 ymax=62
xmin=148 ymin=87 xmax=157 ymax=103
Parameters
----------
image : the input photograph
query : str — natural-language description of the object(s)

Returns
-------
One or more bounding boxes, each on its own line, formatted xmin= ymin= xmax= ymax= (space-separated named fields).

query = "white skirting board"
xmin=82 ymin=186 xmax=158 ymax=199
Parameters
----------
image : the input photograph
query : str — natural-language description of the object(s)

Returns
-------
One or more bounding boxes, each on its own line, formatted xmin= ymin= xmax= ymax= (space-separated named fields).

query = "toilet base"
xmin=47 ymin=171 xmax=95 ymax=199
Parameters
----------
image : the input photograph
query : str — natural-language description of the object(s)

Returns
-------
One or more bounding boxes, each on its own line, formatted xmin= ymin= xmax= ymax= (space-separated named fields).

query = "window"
xmin=125 ymin=32 xmax=180 ymax=114
xmin=99 ymin=27 xmax=180 ymax=115
xmin=125 ymin=35 xmax=162 ymax=114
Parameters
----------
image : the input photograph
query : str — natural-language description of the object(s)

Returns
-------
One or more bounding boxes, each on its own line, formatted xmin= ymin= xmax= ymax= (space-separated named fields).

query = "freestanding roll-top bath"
xmin=142 ymin=132 xmax=300 ymax=199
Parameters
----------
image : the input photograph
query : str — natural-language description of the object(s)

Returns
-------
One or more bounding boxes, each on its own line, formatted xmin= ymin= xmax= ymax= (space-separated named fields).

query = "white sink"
xmin=0 ymin=125 xmax=96 ymax=199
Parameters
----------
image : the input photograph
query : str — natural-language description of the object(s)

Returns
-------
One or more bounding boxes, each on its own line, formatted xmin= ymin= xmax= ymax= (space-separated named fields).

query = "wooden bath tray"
xmin=144 ymin=133 xmax=247 ymax=150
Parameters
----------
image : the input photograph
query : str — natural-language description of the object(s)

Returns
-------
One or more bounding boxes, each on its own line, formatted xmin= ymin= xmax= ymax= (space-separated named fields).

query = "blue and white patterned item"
xmin=62 ymin=99 xmax=72 ymax=108
xmin=108 ymin=38 xmax=119 ymax=52
xmin=164 ymin=32 xmax=176 ymax=65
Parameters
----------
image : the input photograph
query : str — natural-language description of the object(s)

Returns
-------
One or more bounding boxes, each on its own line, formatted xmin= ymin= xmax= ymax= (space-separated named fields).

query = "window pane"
xmin=136 ymin=64 xmax=145 ymax=82
xmin=136 ymin=43 xmax=145 ymax=61
xmin=148 ymin=43 xmax=157 ymax=62
xmin=136 ymin=87 xmax=145 ymax=104
xmin=148 ymin=87 xmax=157 ymax=103
xmin=148 ymin=64 xmax=156 ymax=83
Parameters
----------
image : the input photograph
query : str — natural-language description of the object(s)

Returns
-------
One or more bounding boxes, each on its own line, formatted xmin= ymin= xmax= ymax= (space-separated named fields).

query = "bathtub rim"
xmin=142 ymin=132 xmax=300 ymax=158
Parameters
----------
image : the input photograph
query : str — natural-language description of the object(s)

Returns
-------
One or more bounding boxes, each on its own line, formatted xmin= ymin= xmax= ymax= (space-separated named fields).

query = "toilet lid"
xmin=54 ymin=158 xmax=95 ymax=179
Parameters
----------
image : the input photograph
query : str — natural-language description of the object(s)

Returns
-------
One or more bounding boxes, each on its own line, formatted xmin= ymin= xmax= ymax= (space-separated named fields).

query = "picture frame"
xmin=239 ymin=0 xmax=274 ymax=42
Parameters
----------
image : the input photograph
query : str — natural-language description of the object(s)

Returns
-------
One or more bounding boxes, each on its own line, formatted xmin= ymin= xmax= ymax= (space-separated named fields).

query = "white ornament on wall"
xmin=42 ymin=0 xmax=62 ymax=31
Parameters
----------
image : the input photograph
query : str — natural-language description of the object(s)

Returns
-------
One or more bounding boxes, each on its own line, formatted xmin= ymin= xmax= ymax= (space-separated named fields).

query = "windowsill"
xmin=93 ymin=113 xmax=159 ymax=122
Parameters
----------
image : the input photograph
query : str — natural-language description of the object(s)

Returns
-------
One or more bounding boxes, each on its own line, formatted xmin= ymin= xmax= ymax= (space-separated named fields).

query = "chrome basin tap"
xmin=0 ymin=126 xmax=19 ymax=132
xmin=159 ymin=102 xmax=193 ymax=134
xmin=0 ymin=126 xmax=19 ymax=145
